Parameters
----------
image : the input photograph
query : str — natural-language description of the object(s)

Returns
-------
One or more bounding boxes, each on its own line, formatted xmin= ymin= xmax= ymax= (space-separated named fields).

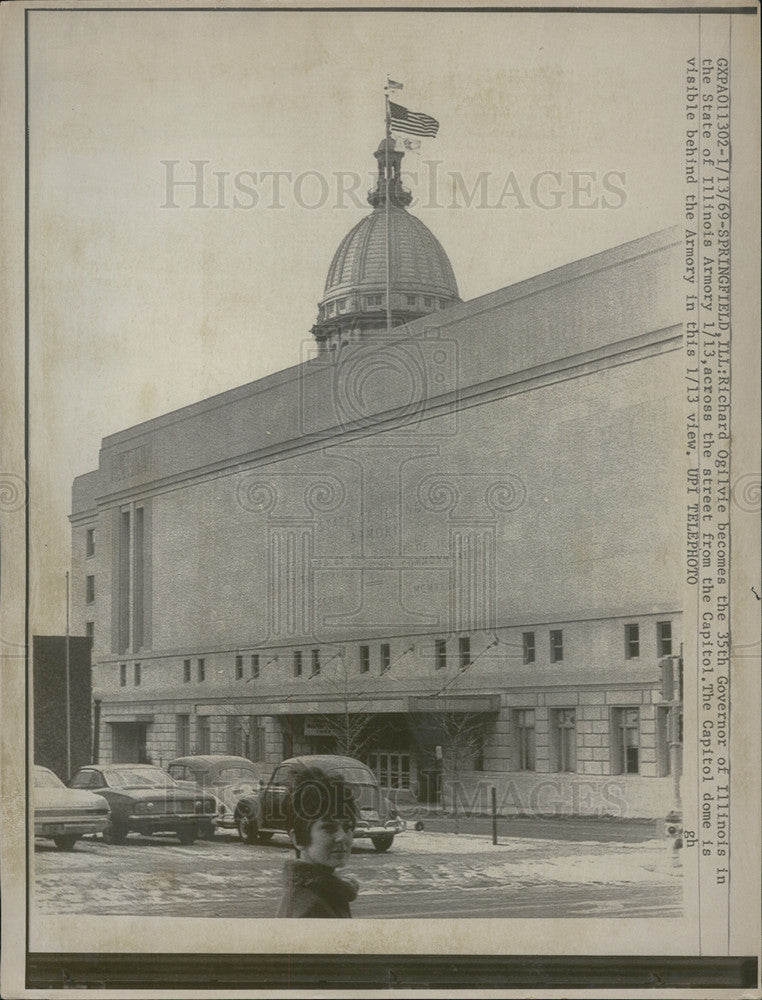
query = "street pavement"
xmin=33 ymin=825 xmax=682 ymax=920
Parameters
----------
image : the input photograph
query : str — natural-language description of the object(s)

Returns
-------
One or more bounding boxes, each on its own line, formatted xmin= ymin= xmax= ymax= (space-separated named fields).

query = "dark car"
xmin=68 ymin=764 xmax=217 ymax=845
xmin=233 ymin=754 xmax=405 ymax=853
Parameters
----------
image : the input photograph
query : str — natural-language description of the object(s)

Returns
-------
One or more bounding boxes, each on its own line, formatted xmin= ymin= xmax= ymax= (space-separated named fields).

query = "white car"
xmin=34 ymin=765 xmax=110 ymax=850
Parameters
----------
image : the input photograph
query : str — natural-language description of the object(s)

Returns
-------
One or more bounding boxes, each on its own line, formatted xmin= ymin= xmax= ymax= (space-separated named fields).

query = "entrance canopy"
xmin=408 ymin=695 xmax=501 ymax=714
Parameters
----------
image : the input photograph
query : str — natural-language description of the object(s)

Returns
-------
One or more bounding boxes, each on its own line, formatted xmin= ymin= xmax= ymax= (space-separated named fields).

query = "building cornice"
xmin=74 ymin=323 xmax=682 ymax=515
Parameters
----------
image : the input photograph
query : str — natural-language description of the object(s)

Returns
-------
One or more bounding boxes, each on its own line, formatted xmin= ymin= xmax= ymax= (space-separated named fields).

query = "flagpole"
xmin=384 ymin=85 xmax=392 ymax=338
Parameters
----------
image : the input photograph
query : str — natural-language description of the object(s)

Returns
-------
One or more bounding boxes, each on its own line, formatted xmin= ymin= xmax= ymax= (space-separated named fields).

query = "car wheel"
xmin=256 ymin=830 xmax=273 ymax=843
xmin=237 ymin=812 xmax=258 ymax=845
xmin=53 ymin=834 xmax=80 ymax=851
xmin=177 ymin=825 xmax=197 ymax=845
xmin=101 ymin=820 xmax=128 ymax=845
xmin=371 ymin=834 xmax=394 ymax=853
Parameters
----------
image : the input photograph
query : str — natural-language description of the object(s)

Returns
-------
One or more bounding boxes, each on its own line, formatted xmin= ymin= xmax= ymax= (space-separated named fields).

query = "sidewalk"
xmin=400 ymin=810 xmax=662 ymax=843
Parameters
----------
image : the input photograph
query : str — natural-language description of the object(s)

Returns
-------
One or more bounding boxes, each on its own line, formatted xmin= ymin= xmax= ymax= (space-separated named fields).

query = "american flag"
xmin=389 ymin=101 xmax=439 ymax=138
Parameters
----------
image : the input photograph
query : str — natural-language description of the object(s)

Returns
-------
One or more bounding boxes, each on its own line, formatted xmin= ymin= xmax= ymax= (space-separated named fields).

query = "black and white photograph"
xmin=0 ymin=0 xmax=760 ymax=994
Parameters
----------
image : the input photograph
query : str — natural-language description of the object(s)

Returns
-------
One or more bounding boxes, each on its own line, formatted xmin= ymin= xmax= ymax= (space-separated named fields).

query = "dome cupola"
xmin=312 ymin=138 xmax=460 ymax=353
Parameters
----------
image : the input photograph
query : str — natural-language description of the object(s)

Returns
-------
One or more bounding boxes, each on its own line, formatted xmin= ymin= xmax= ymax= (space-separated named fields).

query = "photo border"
xmin=1 ymin=1 xmax=759 ymax=995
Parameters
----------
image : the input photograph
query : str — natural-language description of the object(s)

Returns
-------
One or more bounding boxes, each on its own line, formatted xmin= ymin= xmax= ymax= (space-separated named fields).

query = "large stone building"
xmin=70 ymin=139 xmax=683 ymax=816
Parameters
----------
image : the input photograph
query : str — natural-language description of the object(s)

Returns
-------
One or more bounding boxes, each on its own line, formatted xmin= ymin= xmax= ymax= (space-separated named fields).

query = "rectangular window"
xmin=86 ymin=528 xmax=95 ymax=557
xmin=612 ymin=707 xmax=640 ymax=774
xmin=133 ymin=507 xmax=144 ymax=650
xmin=197 ymin=716 xmax=211 ymax=755
xmin=293 ymin=650 xmax=302 ymax=677
xmin=119 ymin=663 xmax=126 ymax=687
xmin=359 ymin=645 xmax=370 ymax=673
xmin=311 ymin=649 xmax=321 ymax=676
xmin=380 ymin=643 xmax=391 ymax=673
xmin=176 ymin=714 xmax=190 ymax=756
xmin=551 ymin=709 xmax=577 ymax=773
xmin=226 ymin=716 xmax=237 ymax=756
xmin=118 ymin=510 xmax=130 ymax=654
xmin=255 ymin=719 xmax=266 ymax=762
xmin=459 ymin=635 xmax=471 ymax=669
xmin=235 ymin=655 xmax=243 ymax=679
xmin=134 ymin=662 xmax=141 ymax=686
xmin=424 ymin=296 xmax=433 ymax=306
xmin=183 ymin=658 xmax=191 ymax=683
xmin=625 ymin=623 xmax=640 ymax=659
xmin=85 ymin=575 xmax=95 ymax=605
xmin=657 ymin=620 xmax=673 ymax=657
xmin=550 ymin=629 xmax=563 ymax=663
xmin=406 ymin=294 xmax=417 ymax=306
xmin=515 ymin=709 xmax=536 ymax=771
xmin=85 ymin=621 xmax=94 ymax=641
xmin=656 ymin=705 xmax=672 ymax=777
xmin=367 ymin=294 xmax=382 ymax=307
xmin=522 ymin=632 xmax=535 ymax=665
xmin=251 ymin=654 xmax=260 ymax=679
xmin=435 ymin=638 xmax=447 ymax=670
xmin=197 ymin=658 xmax=205 ymax=682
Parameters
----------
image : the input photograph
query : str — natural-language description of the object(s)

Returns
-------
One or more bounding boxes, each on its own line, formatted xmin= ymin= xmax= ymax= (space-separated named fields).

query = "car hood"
xmin=36 ymin=788 xmax=109 ymax=810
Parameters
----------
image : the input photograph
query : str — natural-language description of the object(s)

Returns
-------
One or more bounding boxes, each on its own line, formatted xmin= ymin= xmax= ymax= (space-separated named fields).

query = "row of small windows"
xmin=183 ymin=658 xmax=206 ymax=683
xmin=323 ymin=295 xmax=451 ymax=317
xmin=163 ymin=623 xmax=673 ymax=686
xmin=519 ymin=630 xmax=562 ymax=664
xmin=519 ymin=622 xmax=673 ymax=666
xmin=119 ymin=662 xmax=141 ymax=687
xmin=512 ymin=706 xmax=654 ymax=775
xmin=435 ymin=636 xmax=471 ymax=670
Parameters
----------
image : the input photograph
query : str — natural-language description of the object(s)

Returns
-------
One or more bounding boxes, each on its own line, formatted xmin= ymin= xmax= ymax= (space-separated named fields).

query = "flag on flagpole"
xmin=386 ymin=78 xmax=404 ymax=91
xmin=389 ymin=101 xmax=439 ymax=138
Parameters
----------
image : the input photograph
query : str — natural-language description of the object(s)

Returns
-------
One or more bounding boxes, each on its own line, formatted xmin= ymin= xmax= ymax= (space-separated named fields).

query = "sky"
xmin=27 ymin=8 xmax=692 ymax=632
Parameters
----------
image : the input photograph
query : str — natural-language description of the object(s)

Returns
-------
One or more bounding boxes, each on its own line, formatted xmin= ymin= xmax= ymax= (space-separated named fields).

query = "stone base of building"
xmin=436 ymin=770 xmax=678 ymax=820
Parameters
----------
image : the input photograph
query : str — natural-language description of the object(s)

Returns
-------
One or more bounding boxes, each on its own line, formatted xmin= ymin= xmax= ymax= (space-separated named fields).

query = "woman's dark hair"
xmin=287 ymin=766 xmax=359 ymax=850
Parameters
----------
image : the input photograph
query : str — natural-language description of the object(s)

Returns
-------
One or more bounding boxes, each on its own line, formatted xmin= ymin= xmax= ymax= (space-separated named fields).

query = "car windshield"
xmin=217 ymin=766 xmax=259 ymax=783
xmin=103 ymin=767 xmax=178 ymax=788
xmin=167 ymin=765 xmax=192 ymax=781
xmin=34 ymin=767 xmax=64 ymax=789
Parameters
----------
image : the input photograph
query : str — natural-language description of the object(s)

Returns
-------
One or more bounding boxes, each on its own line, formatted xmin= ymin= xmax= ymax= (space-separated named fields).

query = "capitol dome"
xmin=312 ymin=139 xmax=461 ymax=352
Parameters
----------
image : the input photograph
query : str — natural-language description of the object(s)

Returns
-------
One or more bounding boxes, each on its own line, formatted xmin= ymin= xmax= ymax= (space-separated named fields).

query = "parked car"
xmin=167 ymin=755 xmax=267 ymax=838
xmin=68 ymin=764 xmax=217 ymax=845
xmin=34 ymin=765 xmax=111 ymax=850
xmin=233 ymin=754 xmax=405 ymax=852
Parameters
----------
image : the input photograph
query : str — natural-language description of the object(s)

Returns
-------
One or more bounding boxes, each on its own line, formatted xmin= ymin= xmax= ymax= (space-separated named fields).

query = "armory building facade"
xmin=70 ymin=140 xmax=683 ymax=817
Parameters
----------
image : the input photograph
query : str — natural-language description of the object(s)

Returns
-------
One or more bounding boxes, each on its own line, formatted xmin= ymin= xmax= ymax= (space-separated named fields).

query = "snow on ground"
xmin=33 ymin=829 xmax=682 ymax=918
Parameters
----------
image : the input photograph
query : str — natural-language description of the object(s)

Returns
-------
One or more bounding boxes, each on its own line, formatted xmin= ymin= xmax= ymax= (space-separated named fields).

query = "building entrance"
xmin=111 ymin=722 xmax=147 ymax=763
xmin=368 ymin=752 xmax=411 ymax=789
